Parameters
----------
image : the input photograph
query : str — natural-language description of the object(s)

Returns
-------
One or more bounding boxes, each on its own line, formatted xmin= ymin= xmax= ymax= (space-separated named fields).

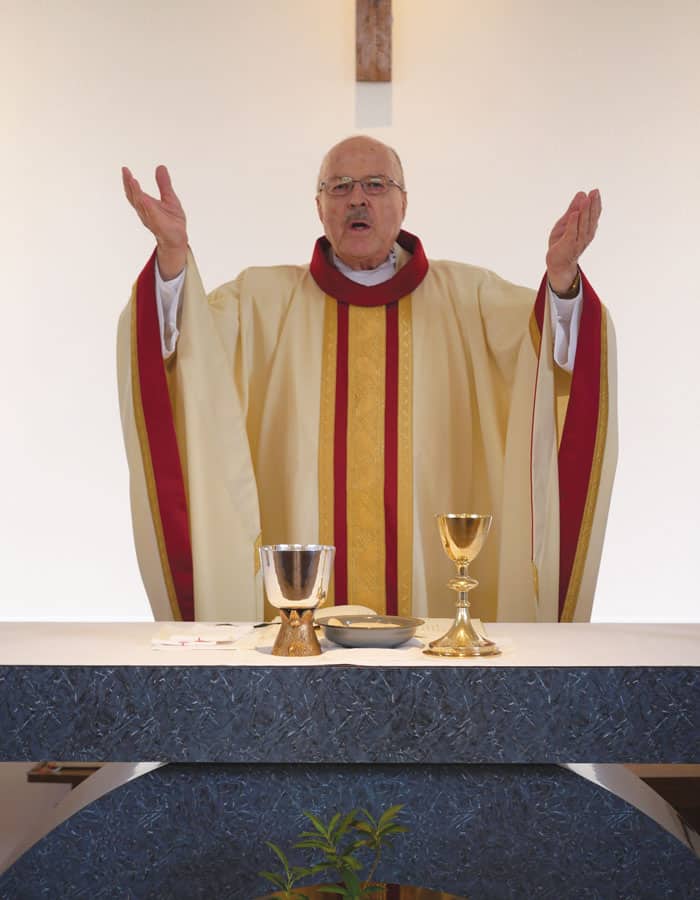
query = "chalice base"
xmin=272 ymin=608 xmax=322 ymax=657
xmin=423 ymin=614 xmax=501 ymax=657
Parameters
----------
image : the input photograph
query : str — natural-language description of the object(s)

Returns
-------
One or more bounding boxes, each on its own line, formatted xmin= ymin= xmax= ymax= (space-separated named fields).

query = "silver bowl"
xmin=315 ymin=614 xmax=424 ymax=649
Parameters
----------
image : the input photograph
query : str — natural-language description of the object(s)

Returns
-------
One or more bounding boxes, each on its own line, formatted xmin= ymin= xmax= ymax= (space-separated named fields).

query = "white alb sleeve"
xmin=548 ymin=285 xmax=583 ymax=373
xmin=155 ymin=262 xmax=186 ymax=358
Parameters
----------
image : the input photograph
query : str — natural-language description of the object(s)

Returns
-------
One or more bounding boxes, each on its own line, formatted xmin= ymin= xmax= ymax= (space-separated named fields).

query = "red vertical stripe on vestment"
xmin=530 ymin=273 xmax=603 ymax=619
xmin=384 ymin=302 xmax=400 ymax=615
xmin=333 ymin=302 xmax=350 ymax=604
xmin=135 ymin=252 xmax=194 ymax=620
xmin=557 ymin=274 xmax=602 ymax=617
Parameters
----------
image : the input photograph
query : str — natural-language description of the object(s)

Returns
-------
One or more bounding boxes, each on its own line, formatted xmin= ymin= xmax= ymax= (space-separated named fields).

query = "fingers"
xmin=566 ymin=208 xmax=580 ymax=245
xmin=588 ymin=188 xmax=602 ymax=237
xmin=121 ymin=166 xmax=137 ymax=207
xmin=565 ymin=191 xmax=587 ymax=216
xmin=121 ymin=163 xmax=187 ymax=250
xmin=578 ymin=197 xmax=591 ymax=243
xmin=121 ymin=166 xmax=157 ymax=228
xmin=549 ymin=212 xmax=570 ymax=241
xmin=577 ymin=189 xmax=601 ymax=250
xmin=548 ymin=206 xmax=578 ymax=251
xmin=549 ymin=191 xmax=586 ymax=240
xmin=547 ymin=188 xmax=602 ymax=279
xmin=155 ymin=164 xmax=176 ymax=203
xmin=553 ymin=209 xmax=580 ymax=269
xmin=122 ymin=167 xmax=150 ymax=213
xmin=122 ymin=165 xmax=181 ymax=209
xmin=554 ymin=189 xmax=601 ymax=249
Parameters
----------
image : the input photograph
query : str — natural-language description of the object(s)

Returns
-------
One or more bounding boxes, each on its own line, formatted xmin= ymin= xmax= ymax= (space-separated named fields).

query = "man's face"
xmin=316 ymin=138 xmax=407 ymax=271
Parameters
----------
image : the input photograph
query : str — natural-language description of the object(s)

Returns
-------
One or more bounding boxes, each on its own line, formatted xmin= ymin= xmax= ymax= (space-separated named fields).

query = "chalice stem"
xmin=453 ymin=564 xmax=481 ymax=645
xmin=457 ymin=564 xmax=471 ymax=608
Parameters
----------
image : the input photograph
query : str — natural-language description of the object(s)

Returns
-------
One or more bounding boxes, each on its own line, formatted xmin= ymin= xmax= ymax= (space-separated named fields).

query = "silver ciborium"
xmin=259 ymin=544 xmax=335 ymax=656
xmin=424 ymin=514 xmax=501 ymax=657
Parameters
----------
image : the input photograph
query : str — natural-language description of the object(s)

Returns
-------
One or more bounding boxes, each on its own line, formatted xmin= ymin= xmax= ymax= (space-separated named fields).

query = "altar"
xmin=0 ymin=621 xmax=698 ymax=898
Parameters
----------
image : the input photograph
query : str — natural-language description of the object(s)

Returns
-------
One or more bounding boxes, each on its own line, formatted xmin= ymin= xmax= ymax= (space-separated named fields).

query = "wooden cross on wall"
xmin=356 ymin=0 xmax=392 ymax=82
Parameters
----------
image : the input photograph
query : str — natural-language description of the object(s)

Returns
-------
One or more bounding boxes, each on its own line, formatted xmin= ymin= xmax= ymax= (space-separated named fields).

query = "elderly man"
xmin=118 ymin=136 xmax=615 ymax=624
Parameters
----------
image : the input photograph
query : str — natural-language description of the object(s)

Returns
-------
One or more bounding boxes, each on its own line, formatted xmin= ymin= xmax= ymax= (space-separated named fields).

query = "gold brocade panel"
xmin=346 ymin=304 xmax=387 ymax=612
xmin=318 ymin=296 xmax=413 ymax=615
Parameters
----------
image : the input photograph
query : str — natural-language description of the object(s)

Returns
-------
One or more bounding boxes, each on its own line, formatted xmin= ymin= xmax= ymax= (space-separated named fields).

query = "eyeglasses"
xmin=317 ymin=175 xmax=405 ymax=197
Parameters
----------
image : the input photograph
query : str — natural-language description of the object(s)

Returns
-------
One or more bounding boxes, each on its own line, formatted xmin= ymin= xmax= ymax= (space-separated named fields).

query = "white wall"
xmin=2 ymin=0 xmax=698 ymax=622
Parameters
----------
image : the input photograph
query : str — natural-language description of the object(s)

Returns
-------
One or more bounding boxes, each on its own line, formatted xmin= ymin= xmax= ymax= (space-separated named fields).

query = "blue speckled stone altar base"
xmin=1 ymin=624 xmax=698 ymax=897
xmin=1 ymin=763 xmax=699 ymax=899
xmin=1 ymin=664 xmax=697 ymax=762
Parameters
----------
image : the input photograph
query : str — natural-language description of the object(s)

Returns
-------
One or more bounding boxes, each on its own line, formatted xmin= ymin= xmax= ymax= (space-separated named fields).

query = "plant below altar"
xmin=258 ymin=805 xmax=408 ymax=899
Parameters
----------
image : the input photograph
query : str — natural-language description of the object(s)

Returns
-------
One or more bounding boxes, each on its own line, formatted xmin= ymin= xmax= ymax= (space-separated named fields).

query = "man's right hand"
xmin=122 ymin=165 xmax=188 ymax=280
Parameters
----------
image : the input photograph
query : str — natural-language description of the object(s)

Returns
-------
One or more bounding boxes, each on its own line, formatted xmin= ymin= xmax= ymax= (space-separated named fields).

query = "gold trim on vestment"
xmin=531 ymin=561 xmax=540 ymax=604
xmin=318 ymin=296 xmax=337 ymax=604
xmin=397 ymin=296 xmax=413 ymax=617
xmin=346 ymin=304 xmax=386 ymax=612
xmin=254 ymin=532 xmax=262 ymax=576
xmin=130 ymin=291 xmax=181 ymax=621
xmin=560 ymin=311 xmax=609 ymax=622
xmin=554 ymin=366 xmax=572 ymax=449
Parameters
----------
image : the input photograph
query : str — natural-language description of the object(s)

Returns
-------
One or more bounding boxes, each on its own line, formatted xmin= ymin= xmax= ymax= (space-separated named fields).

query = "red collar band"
xmin=310 ymin=230 xmax=429 ymax=307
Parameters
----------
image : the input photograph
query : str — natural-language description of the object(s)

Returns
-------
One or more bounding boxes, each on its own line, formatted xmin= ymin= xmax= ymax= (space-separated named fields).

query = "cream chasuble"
xmin=117 ymin=231 xmax=616 ymax=623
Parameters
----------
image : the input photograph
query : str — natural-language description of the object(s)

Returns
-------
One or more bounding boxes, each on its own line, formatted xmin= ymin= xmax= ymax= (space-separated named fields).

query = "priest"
xmin=118 ymin=136 xmax=616 ymax=623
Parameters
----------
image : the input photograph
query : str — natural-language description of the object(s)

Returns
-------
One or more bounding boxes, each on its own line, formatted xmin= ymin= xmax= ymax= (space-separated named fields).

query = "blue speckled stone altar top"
xmin=0 ymin=622 xmax=698 ymax=762
xmin=1 ymin=623 xmax=698 ymax=898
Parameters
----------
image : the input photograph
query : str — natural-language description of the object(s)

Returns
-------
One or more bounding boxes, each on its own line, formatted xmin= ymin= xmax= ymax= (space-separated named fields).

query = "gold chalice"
xmin=424 ymin=514 xmax=501 ymax=657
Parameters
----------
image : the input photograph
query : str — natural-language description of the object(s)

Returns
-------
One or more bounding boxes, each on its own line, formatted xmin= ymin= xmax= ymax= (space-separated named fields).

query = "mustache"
xmin=345 ymin=208 xmax=370 ymax=224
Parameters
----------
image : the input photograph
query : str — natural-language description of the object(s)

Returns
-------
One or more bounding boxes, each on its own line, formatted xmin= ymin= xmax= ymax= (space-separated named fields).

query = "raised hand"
xmin=546 ymin=189 xmax=601 ymax=295
xmin=122 ymin=165 xmax=188 ymax=280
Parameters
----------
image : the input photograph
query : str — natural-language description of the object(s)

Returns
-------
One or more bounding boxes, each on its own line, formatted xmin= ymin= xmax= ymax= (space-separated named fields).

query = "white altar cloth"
xmin=1 ymin=622 xmax=698 ymax=668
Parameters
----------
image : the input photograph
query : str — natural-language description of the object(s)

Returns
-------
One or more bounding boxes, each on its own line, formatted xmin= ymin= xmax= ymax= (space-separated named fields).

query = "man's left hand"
xmin=546 ymin=189 xmax=602 ymax=295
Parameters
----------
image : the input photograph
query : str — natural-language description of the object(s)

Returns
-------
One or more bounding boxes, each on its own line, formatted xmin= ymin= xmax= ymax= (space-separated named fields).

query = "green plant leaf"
xmin=264 ymin=802 xmax=409 ymax=897
xmin=291 ymin=866 xmax=313 ymax=878
xmin=341 ymin=868 xmax=362 ymax=893
xmin=377 ymin=804 xmax=404 ymax=829
xmin=337 ymin=854 xmax=363 ymax=872
xmin=336 ymin=808 xmax=359 ymax=838
xmin=338 ymin=839 xmax=365 ymax=857
xmin=294 ymin=838 xmax=334 ymax=854
xmin=358 ymin=808 xmax=378 ymax=830
xmin=265 ymin=841 xmax=291 ymax=868
xmin=258 ymin=870 xmax=286 ymax=888
xmin=307 ymin=862 xmax=330 ymax=875
xmin=351 ymin=838 xmax=370 ymax=851
xmin=303 ymin=811 xmax=329 ymax=837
